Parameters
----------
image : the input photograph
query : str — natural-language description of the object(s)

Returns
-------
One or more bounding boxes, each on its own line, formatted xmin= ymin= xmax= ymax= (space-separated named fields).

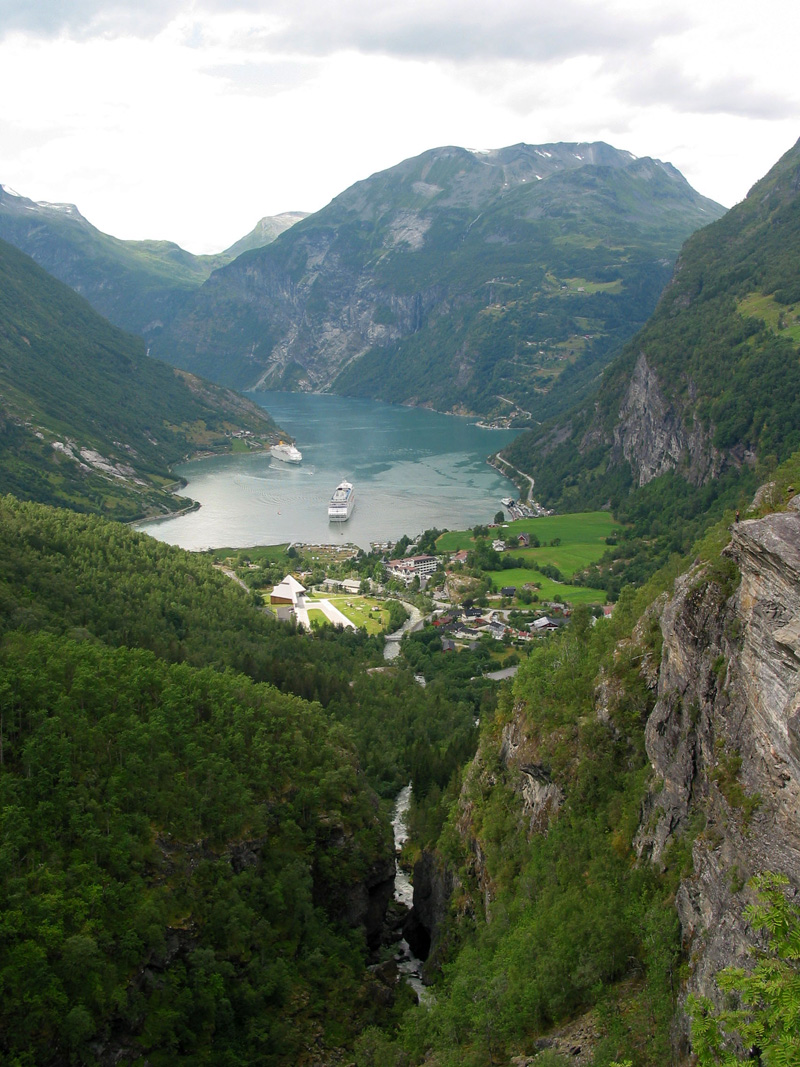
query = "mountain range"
xmin=1 ymin=143 xmax=723 ymax=426
xmin=503 ymin=137 xmax=800 ymax=516
xmin=152 ymin=142 xmax=724 ymax=421
xmin=0 ymin=185 xmax=305 ymax=342
xmin=0 ymin=133 xmax=799 ymax=1067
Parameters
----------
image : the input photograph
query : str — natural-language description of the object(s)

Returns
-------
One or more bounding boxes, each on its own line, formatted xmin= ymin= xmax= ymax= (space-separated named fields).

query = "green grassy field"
xmin=437 ymin=512 xmax=619 ymax=604
xmin=490 ymin=569 xmax=604 ymax=604
xmin=211 ymin=543 xmax=290 ymax=565
xmin=738 ymin=291 xmax=800 ymax=344
xmin=305 ymin=607 xmax=329 ymax=629
xmin=437 ymin=512 xmax=619 ymax=572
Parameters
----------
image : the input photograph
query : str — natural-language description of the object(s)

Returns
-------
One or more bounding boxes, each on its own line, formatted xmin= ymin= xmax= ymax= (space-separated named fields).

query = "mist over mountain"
xmin=152 ymin=141 xmax=724 ymax=421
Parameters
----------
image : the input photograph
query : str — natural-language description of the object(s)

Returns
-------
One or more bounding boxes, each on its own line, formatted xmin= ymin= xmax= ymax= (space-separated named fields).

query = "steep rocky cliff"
xmin=610 ymin=352 xmax=729 ymax=487
xmin=636 ymin=495 xmax=800 ymax=1026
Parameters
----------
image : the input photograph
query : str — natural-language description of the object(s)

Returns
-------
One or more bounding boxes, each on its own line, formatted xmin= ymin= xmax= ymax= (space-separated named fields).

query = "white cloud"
xmin=0 ymin=0 xmax=798 ymax=251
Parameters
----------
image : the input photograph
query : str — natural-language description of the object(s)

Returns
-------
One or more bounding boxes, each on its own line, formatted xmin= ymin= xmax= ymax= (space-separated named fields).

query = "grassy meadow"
xmin=437 ymin=512 xmax=620 ymax=603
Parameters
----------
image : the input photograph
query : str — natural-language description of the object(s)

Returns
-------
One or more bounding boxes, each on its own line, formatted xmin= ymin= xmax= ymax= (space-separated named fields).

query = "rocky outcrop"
xmin=409 ymin=703 xmax=566 ymax=977
xmin=635 ymin=498 xmax=800 ymax=1025
xmin=329 ymin=853 xmax=397 ymax=950
xmin=498 ymin=715 xmax=564 ymax=835
xmin=314 ymin=811 xmax=397 ymax=949
xmin=611 ymin=353 xmax=729 ymax=487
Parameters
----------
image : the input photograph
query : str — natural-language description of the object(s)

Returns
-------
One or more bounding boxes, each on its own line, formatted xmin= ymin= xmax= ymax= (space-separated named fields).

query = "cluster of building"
xmin=431 ymin=606 xmax=568 ymax=647
xmin=500 ymin=497 xmax=552 ymax=520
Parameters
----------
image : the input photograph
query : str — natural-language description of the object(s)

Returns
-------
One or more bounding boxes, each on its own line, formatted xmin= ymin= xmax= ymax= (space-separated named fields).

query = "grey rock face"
xmin=499 ymin=715 xmax=564 ymax=835
xmin=612 ymin=353 xmax=723 ymax=487
xmin=406 ymin=850 xmax=459 ymax=977
xmin=635 ymin=507 xmax=800 ymax=1019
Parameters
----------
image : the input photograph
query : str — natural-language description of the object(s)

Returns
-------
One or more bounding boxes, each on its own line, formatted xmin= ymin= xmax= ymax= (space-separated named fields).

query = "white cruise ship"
xmin=270 ymin=441 xmax=302 ymax=463
xmin=328 ymin=480 xmax=355 ymax=521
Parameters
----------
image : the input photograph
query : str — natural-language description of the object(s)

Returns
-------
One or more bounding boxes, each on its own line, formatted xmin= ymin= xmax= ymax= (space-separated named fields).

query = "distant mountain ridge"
xmin=0 ymin=237 xmax=281 ymax=520
xmin=0 ymin=185 xmax=305 ymax=342
xmin=224 ymin=211 xmax=309 ymax=258
xmin=153 ymin=141 xmax=724 ymax=420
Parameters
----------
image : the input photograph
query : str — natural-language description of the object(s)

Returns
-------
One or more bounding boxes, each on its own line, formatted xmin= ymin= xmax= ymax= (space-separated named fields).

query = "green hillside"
xmin=0 ymin=186 xmax=227 ymax=339
xmin=0 ymin=499 xmax=397 ymax=1065
xmin=0 ymin=494 xmax=492 ymax=1062
xmin=499 ymin=136 xmax=800 ymax=584
xmin=0 ymin=238 xmax=280 ymax=520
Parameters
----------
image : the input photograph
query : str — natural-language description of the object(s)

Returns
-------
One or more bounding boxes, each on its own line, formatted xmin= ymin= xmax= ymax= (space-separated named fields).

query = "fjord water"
xmin=139 ymin=392 xmax=519 ymax=550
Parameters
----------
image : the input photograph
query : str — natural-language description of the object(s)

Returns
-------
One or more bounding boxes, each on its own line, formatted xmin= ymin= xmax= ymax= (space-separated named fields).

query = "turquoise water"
xmin=138 ymin=392 xmax=519 ymax=550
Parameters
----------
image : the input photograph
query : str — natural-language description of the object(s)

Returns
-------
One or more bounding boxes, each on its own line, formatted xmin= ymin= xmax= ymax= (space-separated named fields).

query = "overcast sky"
xmin=1 ymin=0 xmax=798 ymax=253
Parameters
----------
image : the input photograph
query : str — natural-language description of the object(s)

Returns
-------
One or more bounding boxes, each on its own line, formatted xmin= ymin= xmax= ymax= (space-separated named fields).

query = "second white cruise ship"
xmin=328 ymin=480 xmax=355 ymax=521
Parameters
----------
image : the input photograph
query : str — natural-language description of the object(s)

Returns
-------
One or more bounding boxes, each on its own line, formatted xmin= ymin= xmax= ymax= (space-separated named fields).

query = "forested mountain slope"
xmin=0 ymin=238 xmax=281 ymax=520
xmin=503 ymin=136 xmax=800 ymax=522
xmin=4 ymin=481 xmax=797 ymax=1066
xmin=1 ymin=630 xmax=393 ymax=1066
xmin=154 ymin=142 xmax=723 ymax=419
xmin=0 ymin=495 xmax=489 ymax=1064
xmin=0 ymin=185 xmax=304 ymax=341
xmin=0 ymin=496 xmax=480 ymax=800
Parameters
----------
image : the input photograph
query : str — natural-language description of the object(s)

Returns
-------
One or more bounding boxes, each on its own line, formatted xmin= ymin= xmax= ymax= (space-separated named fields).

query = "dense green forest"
xmin=0 ymin=495 xmax=497 ymax=1064
xmin=0 ymin=488 xmax=754 ymax=1066
xmin=1 ymin=632 xmax=390 ymax=1065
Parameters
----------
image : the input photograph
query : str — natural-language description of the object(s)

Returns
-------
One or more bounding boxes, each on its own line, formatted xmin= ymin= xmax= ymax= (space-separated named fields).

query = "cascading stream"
xmin=390 ymin=784 xmax=431 ymax=1004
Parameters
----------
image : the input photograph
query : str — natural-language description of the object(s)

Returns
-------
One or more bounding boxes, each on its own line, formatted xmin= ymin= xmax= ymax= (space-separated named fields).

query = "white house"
xmin=386 ymin=554 xmax=440 ymax=583
xmin=270 ymin=575 xmax=306 ymax=621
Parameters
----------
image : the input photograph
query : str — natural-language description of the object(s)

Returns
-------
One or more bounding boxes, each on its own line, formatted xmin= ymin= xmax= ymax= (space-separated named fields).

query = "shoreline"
xmin=136 ymin=396 xmax=521 ymax=550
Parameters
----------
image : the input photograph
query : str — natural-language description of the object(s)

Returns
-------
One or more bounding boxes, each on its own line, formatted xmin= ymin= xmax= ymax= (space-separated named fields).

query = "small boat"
xmin=328 ymin=480 xmax=355 ymax=521
xmin=270 ymin=441 xmax=302 ymax=463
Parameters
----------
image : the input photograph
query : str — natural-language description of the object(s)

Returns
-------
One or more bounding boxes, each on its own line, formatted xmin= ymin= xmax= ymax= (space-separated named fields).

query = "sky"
xmin=1 ymin=0 xmax=798 ymax=254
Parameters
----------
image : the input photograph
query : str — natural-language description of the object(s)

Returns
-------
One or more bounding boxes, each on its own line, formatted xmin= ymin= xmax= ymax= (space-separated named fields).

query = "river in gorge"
xmin=138 ymin=391 xmax=519 ymax=550
xmin=391 ymin=784 xmax=430 ymax=1004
